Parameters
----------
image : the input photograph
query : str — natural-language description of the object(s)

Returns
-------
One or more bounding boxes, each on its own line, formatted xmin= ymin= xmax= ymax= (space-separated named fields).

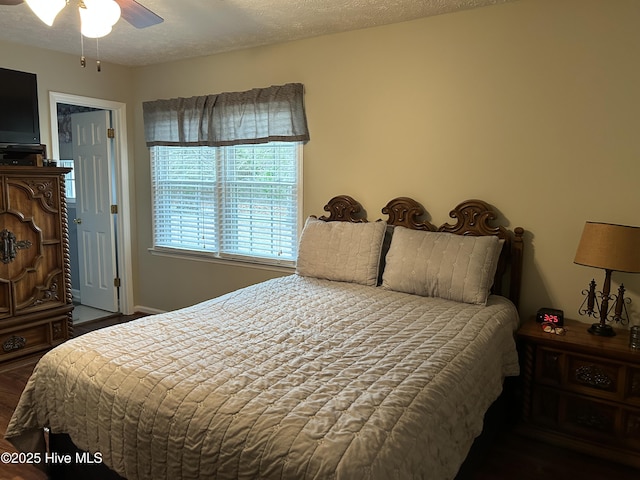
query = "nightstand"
xmin=517 ymin=317 xmax=640 ymax=468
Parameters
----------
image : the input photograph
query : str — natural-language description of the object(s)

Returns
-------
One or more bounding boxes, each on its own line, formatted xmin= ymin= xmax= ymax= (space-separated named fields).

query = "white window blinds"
xmin=151 ymin=143 xmax=301 ymax=266
xmin=151 ymin=147 xmax=218 ymax=253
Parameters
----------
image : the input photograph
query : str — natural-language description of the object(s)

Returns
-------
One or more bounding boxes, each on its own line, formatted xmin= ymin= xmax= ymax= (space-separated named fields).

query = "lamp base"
xmin=588 ymin=322 xmax=616 ymax=337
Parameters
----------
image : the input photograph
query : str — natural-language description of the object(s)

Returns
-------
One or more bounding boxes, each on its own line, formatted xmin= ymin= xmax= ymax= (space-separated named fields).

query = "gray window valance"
xmin=142 ymin=83 xmax=309 ymax=147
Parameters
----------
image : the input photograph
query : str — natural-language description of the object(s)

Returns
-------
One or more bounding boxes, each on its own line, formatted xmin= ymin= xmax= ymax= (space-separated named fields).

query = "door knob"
xmin=73 ymin=218 xmax=82 ymax=224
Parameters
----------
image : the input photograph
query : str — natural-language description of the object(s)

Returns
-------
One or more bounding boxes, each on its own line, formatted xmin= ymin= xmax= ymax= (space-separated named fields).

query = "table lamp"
xmin=574 ymin=222 xmax=640 ymax=336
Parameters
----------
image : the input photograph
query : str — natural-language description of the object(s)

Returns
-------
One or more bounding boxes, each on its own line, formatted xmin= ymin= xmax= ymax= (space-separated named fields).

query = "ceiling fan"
xmin=0 ymin=0 xmax=164 ymax=30
xmin=1 ymin=0 xmax=163 ymax=70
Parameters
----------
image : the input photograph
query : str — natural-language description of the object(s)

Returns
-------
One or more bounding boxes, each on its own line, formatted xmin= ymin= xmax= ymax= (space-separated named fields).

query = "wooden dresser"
xmin=0 ymin=166 xmax=73 ymax=372
xmin=517 ymin=317 xmax=640 ymax=468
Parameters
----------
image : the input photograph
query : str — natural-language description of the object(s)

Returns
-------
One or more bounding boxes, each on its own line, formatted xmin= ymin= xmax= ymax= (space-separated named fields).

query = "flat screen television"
xmin=0 ymin=67 xmax=41 ymax=145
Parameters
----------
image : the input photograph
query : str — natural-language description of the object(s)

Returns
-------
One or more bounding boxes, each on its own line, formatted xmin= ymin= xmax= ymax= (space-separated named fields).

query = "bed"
xmin=6 ymin=195 xmax=525 ymax=480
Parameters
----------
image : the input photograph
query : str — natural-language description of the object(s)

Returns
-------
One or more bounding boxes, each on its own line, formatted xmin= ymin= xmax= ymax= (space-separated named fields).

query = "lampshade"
xmin=25 ymin=0 xmax=66 ymax=26
xmin=574 ymin=222 xmax=640 ymax=273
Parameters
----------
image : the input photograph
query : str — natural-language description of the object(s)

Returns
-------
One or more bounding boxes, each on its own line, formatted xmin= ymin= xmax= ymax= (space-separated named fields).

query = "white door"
xmin=72 ymin=110 xmax=119 ymax=312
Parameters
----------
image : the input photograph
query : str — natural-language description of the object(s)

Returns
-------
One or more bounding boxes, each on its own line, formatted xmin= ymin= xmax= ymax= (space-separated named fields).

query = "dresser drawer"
xmin=535 ymin=347 xmax=564 ymax=385
xmin=531 ymin=387 xmax=618 ymax=436
xmin=563 ymin=393 xmax=640 ymax=451
xmin=0 ymin=316 xmax=68 ymax=361
xmin=532 ymin=386 xmax=639 ymax=446
xmin=567 ymin=354 xmax=623 ymax=399
xmin=563 ymin=393 xmax=619 ymax=440
xmin=535 ymin=346 xmax=625 ymax=401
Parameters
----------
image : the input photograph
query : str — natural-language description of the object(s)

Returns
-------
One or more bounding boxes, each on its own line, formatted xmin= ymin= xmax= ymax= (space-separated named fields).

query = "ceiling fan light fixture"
xmin=25 ymin=0 xmax=67 ymax=26
xmin=79 ymin=0 xmax=121 ymax=38
xmin=86 ymin=0 xmax=121 ymax=26
xmin=80 ymin=18 xmax=113 ymax=38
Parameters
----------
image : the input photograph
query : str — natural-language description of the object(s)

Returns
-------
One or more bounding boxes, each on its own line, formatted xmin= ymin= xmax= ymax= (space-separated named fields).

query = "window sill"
xmin=147 ymin=247 xmax=296 ymax=274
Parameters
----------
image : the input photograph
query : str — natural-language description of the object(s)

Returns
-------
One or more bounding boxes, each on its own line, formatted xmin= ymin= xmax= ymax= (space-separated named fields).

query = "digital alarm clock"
xmin=536 ymin=308 xmax=564 ymax=326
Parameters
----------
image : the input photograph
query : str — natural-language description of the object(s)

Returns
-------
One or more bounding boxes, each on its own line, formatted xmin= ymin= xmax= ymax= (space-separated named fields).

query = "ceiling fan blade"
xmin=115 ymin=0 xmax=163 ymax=29
xmin=0 ymin=0 xmax=25 ymax=5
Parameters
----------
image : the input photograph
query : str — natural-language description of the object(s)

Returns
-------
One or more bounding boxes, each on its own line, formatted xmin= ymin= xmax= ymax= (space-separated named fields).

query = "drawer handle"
xmin=0 ymin=228 xmax=32 ymax=264
xmin=2 ymin=335 xmax=27 ymax=352
xmin=575 ymin=365 xmax=613 ymax=389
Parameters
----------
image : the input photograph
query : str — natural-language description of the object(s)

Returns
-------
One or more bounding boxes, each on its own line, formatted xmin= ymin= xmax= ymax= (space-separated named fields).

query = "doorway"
xmin=49 ymin=92 xmax=135 ymax=316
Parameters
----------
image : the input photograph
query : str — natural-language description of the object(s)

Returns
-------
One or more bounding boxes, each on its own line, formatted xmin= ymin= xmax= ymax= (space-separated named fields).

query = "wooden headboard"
xmin=318 ymin=195 xmax=524 ymax=307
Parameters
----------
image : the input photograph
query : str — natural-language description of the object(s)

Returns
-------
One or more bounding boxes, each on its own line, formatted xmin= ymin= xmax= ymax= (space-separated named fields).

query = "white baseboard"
xmin=133 ymin=305 xmax=166 ymax=315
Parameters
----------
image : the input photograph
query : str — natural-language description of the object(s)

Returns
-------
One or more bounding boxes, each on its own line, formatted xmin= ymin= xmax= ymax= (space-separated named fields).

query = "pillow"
xmin=381 ymin=227 xmax=504 ymax=304
xmin=296 ymin=217 xmax=387 ymax=286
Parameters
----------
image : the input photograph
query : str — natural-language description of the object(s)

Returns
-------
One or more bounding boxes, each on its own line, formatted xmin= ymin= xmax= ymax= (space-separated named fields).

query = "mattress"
xmin=6 ymin=274 xmax=520 ymax=479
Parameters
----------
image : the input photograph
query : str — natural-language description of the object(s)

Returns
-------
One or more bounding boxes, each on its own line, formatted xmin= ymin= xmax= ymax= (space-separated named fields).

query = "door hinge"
xmin=114 ymin=277 xmax=121 ymax=288
xmin=107 ymin=128 xmax=115 ymax=139
xmin=111 ymin=204 xmax=118 ymax=214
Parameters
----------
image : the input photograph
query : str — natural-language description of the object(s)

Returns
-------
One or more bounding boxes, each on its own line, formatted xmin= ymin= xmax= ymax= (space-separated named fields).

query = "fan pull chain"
xmin=96 ymin=38 xmax=101 ymax=72
xmin=80 ymin=31 xmax=86 ymax=68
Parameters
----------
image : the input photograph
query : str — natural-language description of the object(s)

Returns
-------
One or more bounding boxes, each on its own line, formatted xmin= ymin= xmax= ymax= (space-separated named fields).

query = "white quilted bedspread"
xmin=7 ymin=275 xmax=520 ymax=480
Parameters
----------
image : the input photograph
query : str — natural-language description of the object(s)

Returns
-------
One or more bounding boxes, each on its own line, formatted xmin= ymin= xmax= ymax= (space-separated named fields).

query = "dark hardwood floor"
xmin=1 ymin=314 xmax=638 ymax=480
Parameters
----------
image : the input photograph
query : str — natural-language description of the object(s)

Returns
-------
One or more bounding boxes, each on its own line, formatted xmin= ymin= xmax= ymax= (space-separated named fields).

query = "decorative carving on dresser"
xmin=28 ymin=276 xmax=62 ymax=307
xmin=520 ymin=342 xmax=535 ymax=419
xmin=22 ymin=178 xmax=57 ymax=209
xmin=574 ymin=365 xmax=614 ymax=390
xmin=52 ymin=321 xmax=64 ymax=340
xmin=0 ymin=166 xmax=73 ymax=372
xmin=3 ymin=335 xmax=26 ymax=353
xmin=59 ymin=176 xmax=73 ymax=338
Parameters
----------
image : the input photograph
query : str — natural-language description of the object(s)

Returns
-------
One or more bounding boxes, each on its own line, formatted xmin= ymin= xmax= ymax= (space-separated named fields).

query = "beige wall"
xmin=3 ymin=0 xmax=640 ymax=326
xmin=131 ymin=0 xmax=640 ymax=324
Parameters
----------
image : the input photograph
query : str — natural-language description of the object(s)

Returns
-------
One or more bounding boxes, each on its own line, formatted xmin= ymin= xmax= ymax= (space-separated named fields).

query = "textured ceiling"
xmin=0 ymin=0 xmax=519 ymax=66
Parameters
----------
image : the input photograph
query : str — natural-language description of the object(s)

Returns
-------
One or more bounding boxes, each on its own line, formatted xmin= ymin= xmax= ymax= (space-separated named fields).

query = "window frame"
xmin=148 ymin=142 xmax=303 ymax=270
xmin=59 ymin=159 xmax=76 ymax=204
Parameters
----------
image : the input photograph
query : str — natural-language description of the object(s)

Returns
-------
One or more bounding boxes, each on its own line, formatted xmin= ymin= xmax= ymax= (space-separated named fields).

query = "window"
xmin=59 ymin=159 xmax=76 ymax=201
xmin=150 ymin=142 xmax=301 ymax=267
xmin=143 ymin=83 xmax=309 ymax=267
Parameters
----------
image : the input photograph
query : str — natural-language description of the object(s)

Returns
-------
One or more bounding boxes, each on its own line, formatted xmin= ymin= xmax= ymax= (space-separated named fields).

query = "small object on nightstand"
xmin=536 ymin=308 xmax=564 ymax=326
xmin=541 ymin=322 xmax=565 ymax=335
